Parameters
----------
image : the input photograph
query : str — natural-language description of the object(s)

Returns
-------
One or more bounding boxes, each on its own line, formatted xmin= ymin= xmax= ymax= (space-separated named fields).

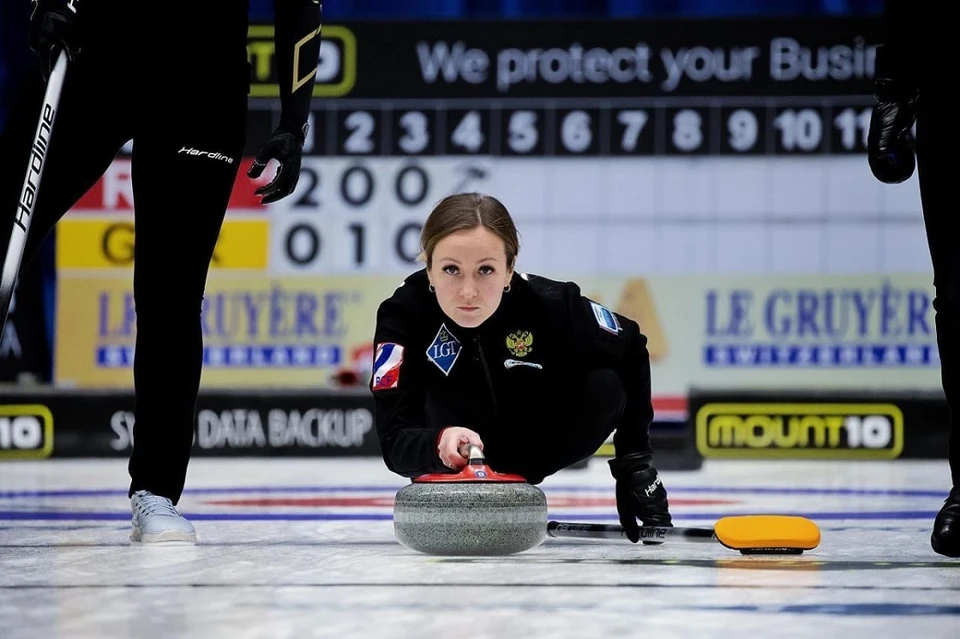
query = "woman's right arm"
xmin=370 ymin=295 xmax=449 ymax=478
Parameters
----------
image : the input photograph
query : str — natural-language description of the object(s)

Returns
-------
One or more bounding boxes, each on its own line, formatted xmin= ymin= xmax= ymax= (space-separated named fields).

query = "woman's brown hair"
xmin=419 ymin=192 xmax=520 ymax=269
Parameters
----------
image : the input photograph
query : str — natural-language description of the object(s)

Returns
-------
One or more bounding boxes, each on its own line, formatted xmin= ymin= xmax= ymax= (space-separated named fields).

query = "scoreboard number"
xmin=293 ymin=167 xmax=321 ymax=208
xmin=725 ymin=108 xmax=759 ymax=152
xmin=503 ymin=109 xmax=546 ymax=155
xmin=288 ymin=161 xmax=432 ymax=211
xmin=508 ymin=110 xmax=538 ymax=154
xmin=557 ymin=109 xmax=599 ymax=155
xmin=833 ymin=107 xmax=872 ymax=153
xmin=773 ymin=108 xmax=824 ymax=153
xmin=394 ymin=110 xmax=435 ymax=155
xmin=340 ymin=164 xmax=375 ymax=206
xmin=274 ymin=216 xmax=425 ymax=272
xmin=341 ymin=110 xmax=379 ymax=155
xmin=609 ymin=109 xmax=654 ymax=155
xmin=665 ymin=107 xmax=709 ymax=154
xmin=447 ymin=109 xmax=489 ymax=155
xmin=397 ymin=111 xmax=430 ymax=153
xmin=617 ymin=110 xmax=648 ymax=152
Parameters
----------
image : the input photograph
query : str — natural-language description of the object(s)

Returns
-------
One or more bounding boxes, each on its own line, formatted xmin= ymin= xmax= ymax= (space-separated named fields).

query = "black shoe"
xmin=931 ymin=487 xmax=960 ymax=558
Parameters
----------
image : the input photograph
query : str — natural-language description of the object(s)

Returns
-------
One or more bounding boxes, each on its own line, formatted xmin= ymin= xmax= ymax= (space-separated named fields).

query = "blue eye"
xmin=443 ymin=265 xmax=459 ymax=275
xmin=479 ymin=265 xmax=495 ymax=275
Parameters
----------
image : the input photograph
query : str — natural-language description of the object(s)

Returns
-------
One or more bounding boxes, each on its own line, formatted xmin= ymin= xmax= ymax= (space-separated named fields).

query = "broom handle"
xmin=1 ymin=49 xmax=69 ymax=333
xmin=547 ymin=521 xmax=717 ymax=544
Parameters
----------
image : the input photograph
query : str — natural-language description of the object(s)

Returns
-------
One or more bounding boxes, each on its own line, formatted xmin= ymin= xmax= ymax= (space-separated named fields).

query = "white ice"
xmin=1 ymin=457 xmax=957 ymax=639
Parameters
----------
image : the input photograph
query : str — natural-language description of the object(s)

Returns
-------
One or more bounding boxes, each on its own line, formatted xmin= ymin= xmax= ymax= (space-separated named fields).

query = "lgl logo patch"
xmin=426 ymin=323 xmax=461 ymax=376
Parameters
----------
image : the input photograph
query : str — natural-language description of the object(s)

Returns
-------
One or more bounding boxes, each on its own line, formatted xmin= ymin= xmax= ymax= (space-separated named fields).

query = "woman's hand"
xmin=437 ymin=427 xmax=484 ymax=469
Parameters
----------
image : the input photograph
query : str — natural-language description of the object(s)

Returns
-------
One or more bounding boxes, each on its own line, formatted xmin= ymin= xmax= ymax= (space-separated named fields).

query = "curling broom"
xmin=0 ymin=49 xmax=68 ymax=334
xmin=547 ymin=515 xmax=821 ymax=555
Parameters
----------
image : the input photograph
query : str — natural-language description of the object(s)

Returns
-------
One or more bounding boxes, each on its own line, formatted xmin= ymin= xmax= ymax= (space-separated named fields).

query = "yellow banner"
xmin=56 ymin=218 xmax=269 ymax=270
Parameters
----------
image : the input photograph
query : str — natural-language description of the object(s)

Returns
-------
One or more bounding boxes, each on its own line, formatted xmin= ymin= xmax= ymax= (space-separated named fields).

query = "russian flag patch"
xmin=372 ymin=342 xmax=404 ymax=390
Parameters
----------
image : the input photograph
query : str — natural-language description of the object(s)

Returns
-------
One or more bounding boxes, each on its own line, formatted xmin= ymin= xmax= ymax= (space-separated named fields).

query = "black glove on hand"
xmin=609 ymin=452 xmax=672 ymax=544
xmin=30 ymin=0 xmax=82 ymax=80
xmin=247 ymin=125 xmax=307 ymax=205
xmin=867 ymin=45 xmax=919 ymax=184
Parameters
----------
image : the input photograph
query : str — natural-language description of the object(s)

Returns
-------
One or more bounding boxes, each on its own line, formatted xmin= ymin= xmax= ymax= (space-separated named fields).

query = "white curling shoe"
xmin=130 ymin=490 xmax=197 ymax=543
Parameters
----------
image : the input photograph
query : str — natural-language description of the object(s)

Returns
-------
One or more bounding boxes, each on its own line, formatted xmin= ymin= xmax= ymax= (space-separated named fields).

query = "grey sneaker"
xmin=130 ymin=490 xmax=197 ymax=543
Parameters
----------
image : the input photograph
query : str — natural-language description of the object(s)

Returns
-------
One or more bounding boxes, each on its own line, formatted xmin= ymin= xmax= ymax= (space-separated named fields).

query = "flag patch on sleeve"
xmin=372 ymin=342 xmax=404 ymax=390
xmin=589 ymin=301 xmax=621 ymax=335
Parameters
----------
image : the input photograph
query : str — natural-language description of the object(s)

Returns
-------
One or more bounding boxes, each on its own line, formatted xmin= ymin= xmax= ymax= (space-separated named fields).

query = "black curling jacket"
xmin=370 ymin=268 xmax=654 ymax=478
xmin=878 ymin=0 xmax=940 ymax=95
xmin=66 ymin=0 xmax=322 ymax=133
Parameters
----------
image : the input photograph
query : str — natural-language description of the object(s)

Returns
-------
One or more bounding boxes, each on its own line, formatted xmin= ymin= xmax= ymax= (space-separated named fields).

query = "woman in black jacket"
xmin=370 ymin=192 xmax=671 ymax=542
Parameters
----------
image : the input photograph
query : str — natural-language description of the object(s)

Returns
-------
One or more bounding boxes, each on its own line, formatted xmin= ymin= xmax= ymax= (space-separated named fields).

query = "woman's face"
xmin=427 ymin=226 xmax=514 ymax=328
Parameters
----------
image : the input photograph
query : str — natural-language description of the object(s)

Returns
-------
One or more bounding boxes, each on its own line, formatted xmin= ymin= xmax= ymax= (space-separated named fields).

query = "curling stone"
xmin=392 ymin=445 xmax=548 ymax=556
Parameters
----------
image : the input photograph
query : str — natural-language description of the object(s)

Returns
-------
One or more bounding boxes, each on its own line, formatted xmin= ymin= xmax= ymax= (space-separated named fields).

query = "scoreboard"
xmin=237 ymin=15 xmax=897 ymax=278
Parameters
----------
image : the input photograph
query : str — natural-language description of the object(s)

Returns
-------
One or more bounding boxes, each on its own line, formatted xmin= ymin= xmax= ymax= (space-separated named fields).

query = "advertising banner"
xmin=687 ymin=388 xmax=950 ymax=460
xmin=571 ymin=273 xmax=941 ymax=396
xmin=694 ymin=400 xmax=904 ymax=460
xmin=55 ymin=274 xmax=400 ymax=388
xmin=0 ymin=388 xmax=377 ymax=458
xmin=55 ymin=271 xmax=941 ymax=394
xmin=245 ymin=16 xmax=881 ymax=101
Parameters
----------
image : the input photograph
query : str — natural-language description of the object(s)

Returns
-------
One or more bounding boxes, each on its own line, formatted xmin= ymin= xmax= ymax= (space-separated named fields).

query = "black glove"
xmin=867 ymin=45 xmax=919 ymax=184
xmin=29 ymin=0 xmax=82 ymax=80
xmin=247 ymin=124 xmax=307 ymax=205
xmin=609 ymin=452 xmax=672 ymax=544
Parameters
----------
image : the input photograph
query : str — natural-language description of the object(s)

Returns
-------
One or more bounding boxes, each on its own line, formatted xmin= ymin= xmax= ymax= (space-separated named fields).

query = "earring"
xmin=503 ymin=284 xmax=511 ymax=293
xmin=429 ymin=284 xmax=435 ymax=293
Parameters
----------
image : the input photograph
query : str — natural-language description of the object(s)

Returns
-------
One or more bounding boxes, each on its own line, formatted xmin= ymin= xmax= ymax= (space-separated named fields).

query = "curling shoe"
xmin=130 ymin=490 xmax=197 ymax=543
xmin=931 ymin=487 xmax=960 ymax=558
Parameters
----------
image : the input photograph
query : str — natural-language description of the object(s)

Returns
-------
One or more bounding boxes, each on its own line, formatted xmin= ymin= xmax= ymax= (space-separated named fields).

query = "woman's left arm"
xmin=569 ymin=295 xmax=655 ymax=456
xmin=568 ymin=292 xmax=672 ymax=541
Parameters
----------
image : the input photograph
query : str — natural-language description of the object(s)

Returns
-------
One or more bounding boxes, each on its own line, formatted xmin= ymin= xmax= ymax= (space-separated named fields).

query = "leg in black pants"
xmin=486 ymin=369 xmax=626 ymax=484
xmin=915 ymin=85 xmax=960 ymax=556
xmin=126 ymin=79 xmax=248 ymax=505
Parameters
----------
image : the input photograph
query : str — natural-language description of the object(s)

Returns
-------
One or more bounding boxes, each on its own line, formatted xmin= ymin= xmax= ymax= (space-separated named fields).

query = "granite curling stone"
xmin=393 ymin=446 xmax=548 ymax=556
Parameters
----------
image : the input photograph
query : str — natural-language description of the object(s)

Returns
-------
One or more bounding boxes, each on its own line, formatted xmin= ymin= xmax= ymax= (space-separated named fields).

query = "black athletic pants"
xmin=482 ymin=369 xmax=626 ymax=484
xmin=916 ymin=86 xmax=960 ymax=488
xmin=0 ymin=48 xmax=248 ymax=504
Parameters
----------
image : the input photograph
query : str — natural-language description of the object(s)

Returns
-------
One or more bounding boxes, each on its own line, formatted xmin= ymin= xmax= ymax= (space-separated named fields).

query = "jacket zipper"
xmin=474 ymin=336 xmax=499 ymax=421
